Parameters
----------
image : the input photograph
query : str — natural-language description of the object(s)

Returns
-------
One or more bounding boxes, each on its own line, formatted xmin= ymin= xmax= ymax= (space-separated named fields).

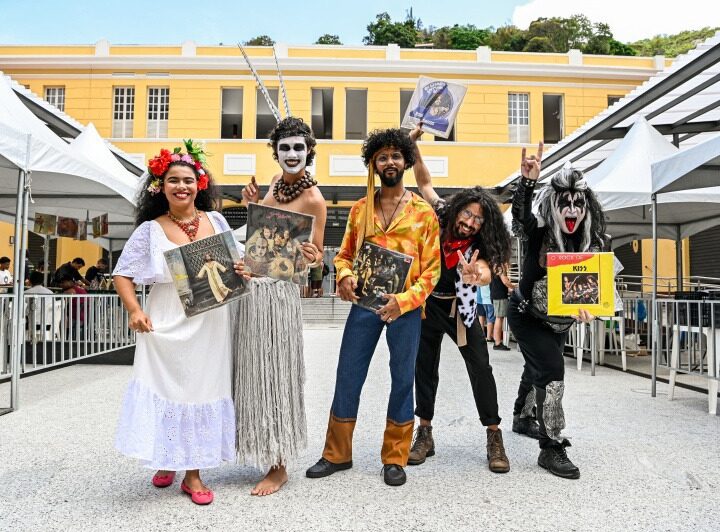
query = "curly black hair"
xmin=268 ymin=116 xmax=317 ymax=167
xmin=439 ymin=186 xmax=512 ymax=275
xmin=134 ymin=161 xmax=220 ymax=226
xmin=361 ymin=128 xmax=416 ymax=170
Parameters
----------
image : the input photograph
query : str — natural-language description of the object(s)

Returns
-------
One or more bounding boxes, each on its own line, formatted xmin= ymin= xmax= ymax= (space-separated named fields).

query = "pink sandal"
xmin=181 ymin=481 xmax=214 ymax=505
xmin=151 ymin=471 xmax=176 ymax=488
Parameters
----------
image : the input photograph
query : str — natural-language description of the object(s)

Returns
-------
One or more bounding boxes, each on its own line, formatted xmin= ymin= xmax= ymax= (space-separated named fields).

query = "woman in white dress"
xmin=113 ymin=142 xmax=245 ymax=505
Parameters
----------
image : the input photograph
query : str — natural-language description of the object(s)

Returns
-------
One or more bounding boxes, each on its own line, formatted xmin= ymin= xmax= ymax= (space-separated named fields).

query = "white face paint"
xmin=276 ymin=136 xmax=307 ymax=175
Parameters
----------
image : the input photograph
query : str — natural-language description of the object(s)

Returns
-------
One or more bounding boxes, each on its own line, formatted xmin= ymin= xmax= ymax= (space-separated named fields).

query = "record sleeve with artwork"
xmin=33 ymin=213 xmax=57 ymax=235
xmin=401 ymin=76 xmax=467 ymax=138
xmin=352 ymin=242 xmax=413 ymax=311
xmin=245 ymin=202 xmax=315 ymax=284
xmin=547 ymin=252 xmax=615 ymax=317
xmin=164 ymin=230 xmax=248 ymax=317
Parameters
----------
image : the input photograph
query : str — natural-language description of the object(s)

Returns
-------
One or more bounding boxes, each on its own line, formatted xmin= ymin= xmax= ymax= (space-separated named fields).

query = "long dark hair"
xmin=134 ymin=161 xmax=220 ymax=226
xmin=439 ymin=186 xmax=511 ymax=275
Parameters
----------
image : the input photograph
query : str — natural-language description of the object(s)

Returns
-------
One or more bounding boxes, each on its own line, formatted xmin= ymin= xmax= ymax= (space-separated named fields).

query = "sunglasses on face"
xmin=459 ymin=209 xmax=484 ymax=226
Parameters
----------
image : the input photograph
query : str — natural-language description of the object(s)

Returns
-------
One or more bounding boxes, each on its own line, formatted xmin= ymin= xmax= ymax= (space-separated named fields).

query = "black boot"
xmin=512 ymin=414 xmax=541 ymax=439
xmin=383 ymin=464 xmax=406 ymax=486
xmin=306 ymin=457 xmax=353 ymax=478
xmin=538 ymin=442 xmax=580 ymax=479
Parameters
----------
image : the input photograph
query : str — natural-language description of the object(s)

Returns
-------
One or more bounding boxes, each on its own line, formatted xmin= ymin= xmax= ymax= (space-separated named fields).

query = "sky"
xmin=0 ymin=0 xmax=717 ymax=46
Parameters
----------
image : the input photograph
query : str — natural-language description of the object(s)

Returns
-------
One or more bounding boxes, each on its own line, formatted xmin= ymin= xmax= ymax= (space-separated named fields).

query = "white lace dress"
xmin=113 ymin=211 xmax=236 ymax=470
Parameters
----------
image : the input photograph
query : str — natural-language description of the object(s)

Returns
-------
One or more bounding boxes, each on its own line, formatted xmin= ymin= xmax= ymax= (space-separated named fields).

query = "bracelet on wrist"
xmin=520 ymin=177 xmax=537 ymax=188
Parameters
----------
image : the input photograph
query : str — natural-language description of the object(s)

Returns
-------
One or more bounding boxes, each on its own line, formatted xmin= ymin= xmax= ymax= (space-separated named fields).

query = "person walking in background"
xmin=491 ymin=266 xmax=514 ymax=351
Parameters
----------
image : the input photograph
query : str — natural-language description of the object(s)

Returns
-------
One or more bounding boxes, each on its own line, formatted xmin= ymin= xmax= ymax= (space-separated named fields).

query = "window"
xmin=256 ymin=88 xmax=279 ymax=140
xmin=607 ymin=95 xmax=622 ymax=107
xmin=435 ymin=126 xmax=456 ymax=142
xmin=345 ymin=89 xmax=367 ymax=140
xmin=112 ymin=87 xmax=135 ymax=138
xmin=311 ymin=88 xmax=333 ymax=140
xmin=147 ymin=87 xmax=169 ymax=138
xmin=508 ymin=93 xmax=529 ymax=143
xmin=44 ymin=86 xmax=65 ymax=112
xmin=542 ymin=94 xmax=563 ymax=144
xmin=221 ymin=88 xmax=243 ymax=139
xmin=399 ymin=89 xmax=413 ymax=122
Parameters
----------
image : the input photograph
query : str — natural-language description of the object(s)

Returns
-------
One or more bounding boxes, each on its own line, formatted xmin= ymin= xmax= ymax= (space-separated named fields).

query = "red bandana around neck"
xmin=442 ymin=237 xmax=472 ymax=268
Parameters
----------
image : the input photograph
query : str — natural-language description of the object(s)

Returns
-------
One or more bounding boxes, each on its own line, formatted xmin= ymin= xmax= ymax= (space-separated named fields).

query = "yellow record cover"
xmin=547 ymin=252 xmax=615 ymax=316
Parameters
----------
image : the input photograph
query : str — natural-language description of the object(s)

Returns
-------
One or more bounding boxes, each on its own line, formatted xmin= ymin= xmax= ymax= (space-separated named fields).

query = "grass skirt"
xmin=232 ymin=277 xmax=307 ymax=468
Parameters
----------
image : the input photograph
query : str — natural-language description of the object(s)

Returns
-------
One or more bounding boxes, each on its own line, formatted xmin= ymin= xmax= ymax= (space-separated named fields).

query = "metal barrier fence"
xmin=1 ymin=292 xmax=139 ymax=383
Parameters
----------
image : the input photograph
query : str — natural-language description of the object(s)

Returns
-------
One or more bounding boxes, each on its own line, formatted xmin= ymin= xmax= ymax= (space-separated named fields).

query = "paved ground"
xmin=1 ymin=328 xmax=719 ymax=532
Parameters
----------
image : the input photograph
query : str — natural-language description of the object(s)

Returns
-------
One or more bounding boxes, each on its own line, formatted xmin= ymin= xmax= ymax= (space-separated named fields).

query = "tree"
xmin=316 ymin=34 xmax=342 ymax=45
xmin=609 ymin=39 xmax=636 ymax=56
xmin=629 ymin=27 xmax=719 ymax=57
xmin=245 ymin=35 xmax=275 ymax=46
xmin=363 ymin=12 xmax=418 ymax=48
xmin=448 ymin=24 xmax=490 ymax=50
xmin=487 ymin=25 xmax=527 ymax=51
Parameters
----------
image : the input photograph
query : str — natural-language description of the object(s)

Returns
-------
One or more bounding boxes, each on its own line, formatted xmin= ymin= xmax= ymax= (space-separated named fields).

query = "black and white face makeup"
xmin=553 ymin=191 xmax=587 ymax=234
xmin=276 ymin=135 xmax=307 ymax=175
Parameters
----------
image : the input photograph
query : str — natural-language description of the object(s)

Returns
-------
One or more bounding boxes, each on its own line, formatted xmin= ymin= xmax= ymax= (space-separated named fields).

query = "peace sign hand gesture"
xmin=456 ymin=250 xmax=490 ymax=286
xmin=520 ymin=141 xmax=544 ymax=181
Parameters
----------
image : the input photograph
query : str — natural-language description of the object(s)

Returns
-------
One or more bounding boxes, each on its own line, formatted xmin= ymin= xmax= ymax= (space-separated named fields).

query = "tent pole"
xmin=9 ymin=171 xmax=28 ymax=411
xmin=651 ymin=194 xmax=658 ymax=398
xmin=675 ymin=227 xmax=682 ymax=292
xmin=43 ymin=235 xmax=50 ymax=287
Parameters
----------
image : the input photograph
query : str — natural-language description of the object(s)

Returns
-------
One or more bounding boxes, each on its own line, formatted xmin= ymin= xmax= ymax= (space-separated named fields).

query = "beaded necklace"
xmin=167 ymin=209 xmax=201 ymax=241
xmin=273 ymin=172 xmax=317 ymax=203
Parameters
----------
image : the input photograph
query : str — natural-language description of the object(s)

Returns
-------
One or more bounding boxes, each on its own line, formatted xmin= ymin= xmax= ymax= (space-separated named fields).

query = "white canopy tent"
xmin=0 ymin=72 xmax=141 ymax=413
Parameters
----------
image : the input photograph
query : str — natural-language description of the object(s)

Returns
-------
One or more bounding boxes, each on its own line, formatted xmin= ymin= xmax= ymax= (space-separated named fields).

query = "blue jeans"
xmin=323 ymin=304 xmax=422 ymax=465
xmin=331 ymin=305 xmax=421 ymax=422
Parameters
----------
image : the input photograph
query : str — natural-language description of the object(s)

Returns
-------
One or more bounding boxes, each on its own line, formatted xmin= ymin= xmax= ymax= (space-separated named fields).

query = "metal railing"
xmin=1 ymin=292 xmax=139 ymax=382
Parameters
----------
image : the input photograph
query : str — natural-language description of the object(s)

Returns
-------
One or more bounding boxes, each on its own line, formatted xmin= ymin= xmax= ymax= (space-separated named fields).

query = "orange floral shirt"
xmin=334 ymin=192 xmax=441 ymax=316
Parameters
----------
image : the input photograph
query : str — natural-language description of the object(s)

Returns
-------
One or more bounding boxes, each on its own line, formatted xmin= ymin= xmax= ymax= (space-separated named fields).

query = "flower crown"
xmin=146 ymin=139 xmax=210 ymax=195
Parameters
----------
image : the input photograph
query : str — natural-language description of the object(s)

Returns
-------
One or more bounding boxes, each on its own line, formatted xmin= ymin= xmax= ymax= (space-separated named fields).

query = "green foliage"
xmin=359 ymin=12 xmax=714 ymax=58
xmin=245 ymin=35 xmax=275 ymax=46
xmin=487 ymin=25 xmax=527 ymax=51
xmin=316 ymin=34 xmax=342 ymax=45
xmin=628 ymin=27 xmax=719 ymax=57
xmin=363 ymin=12 xmax=419 ymax=48
xmin=446 ymin=24 xmax=490 ymax=50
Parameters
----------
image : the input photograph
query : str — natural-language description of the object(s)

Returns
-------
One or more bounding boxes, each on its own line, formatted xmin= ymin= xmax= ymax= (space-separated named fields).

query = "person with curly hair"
xmin=406 ymin=125 xmax=512 ymax=473
xmin=306 ymin=128 xmax=440 ymax=487
xmin=238 ymin=116 xmax=327 ymax=496
xmin=113 ymin=141 xmax=248 ymax=505
xmin=508 ymin=143 xmax=605 ymax=479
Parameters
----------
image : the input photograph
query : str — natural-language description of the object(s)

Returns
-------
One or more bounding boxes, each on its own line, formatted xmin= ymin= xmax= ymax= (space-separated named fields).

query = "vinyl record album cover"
xmin=164 ymin=230 xmax=248 ymax=317
xmin=352 ymin=241 xmax=413 ymax=311
xmin=547 ymin=252 xmax=615 ymax=317
xmin=245 ymin=203 xmax=315 ymax=285
xmin=401 ymin=76 xmax=467 ymax=138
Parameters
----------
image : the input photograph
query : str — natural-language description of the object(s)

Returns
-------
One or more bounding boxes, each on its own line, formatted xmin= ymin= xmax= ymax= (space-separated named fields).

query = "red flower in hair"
xmin=194 ymin=161 xmax=203 ymax=171
xmin=197 ymin=174 xmax=209 ymax=191
xmin=148 ymin=149 xmax=173 ymax=177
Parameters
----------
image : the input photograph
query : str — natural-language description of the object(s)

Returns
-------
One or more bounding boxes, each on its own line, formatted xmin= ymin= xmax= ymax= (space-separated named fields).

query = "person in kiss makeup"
xmin=508 ymin=143 xmax=607 ymax=480
xmin=236 ymin=117 xmax=327 ymax=496
xmin=113 ymin=141 xmax=249 ymax=506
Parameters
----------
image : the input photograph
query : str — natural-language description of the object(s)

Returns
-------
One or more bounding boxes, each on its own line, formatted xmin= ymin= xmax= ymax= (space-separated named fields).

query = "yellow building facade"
xmin=0 ymin=41 xmax=675 ymax=277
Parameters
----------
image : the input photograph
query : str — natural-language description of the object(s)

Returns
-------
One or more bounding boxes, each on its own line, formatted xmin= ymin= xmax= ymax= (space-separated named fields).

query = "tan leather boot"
xmin=487 ymin=428 xmax=510 ymax=473
xmin=407 ymin=425 xmax=435 ymax=465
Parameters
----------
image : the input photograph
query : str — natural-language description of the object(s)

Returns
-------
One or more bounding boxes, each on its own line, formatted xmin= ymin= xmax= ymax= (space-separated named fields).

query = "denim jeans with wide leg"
xmin=322 ymin=304 xmax=422 ymax=467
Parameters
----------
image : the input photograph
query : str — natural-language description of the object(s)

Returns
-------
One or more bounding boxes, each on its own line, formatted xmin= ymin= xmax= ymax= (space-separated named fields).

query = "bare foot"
xmin=250 ymin=466 xmax=288 ymax=496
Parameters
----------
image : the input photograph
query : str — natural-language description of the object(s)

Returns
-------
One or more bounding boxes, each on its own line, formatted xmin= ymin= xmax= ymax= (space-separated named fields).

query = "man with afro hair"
xmin=306 ymin=128 xmax=440 ymax=487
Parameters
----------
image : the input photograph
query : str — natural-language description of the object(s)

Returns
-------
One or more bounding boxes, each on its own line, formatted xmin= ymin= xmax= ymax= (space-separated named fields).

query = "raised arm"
xmin=511 ymin=142 xmax=543 ymax=234
xmin=410 ymin=125 xmax=440 ymax=207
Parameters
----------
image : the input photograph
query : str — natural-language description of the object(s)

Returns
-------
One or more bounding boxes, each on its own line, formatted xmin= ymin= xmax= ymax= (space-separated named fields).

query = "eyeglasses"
xmin=459 ymin=209 xmax=484 ymax=226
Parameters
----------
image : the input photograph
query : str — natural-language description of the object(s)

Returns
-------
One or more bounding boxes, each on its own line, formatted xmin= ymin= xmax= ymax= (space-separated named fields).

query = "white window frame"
xmin=508 ymin=92 xmax=530 ymax=144
xmin=44 ymin=86 xmax=65 ymax=112
xmin=112 ymin=87 xmax=135 ymax=138
xmin=146 ymin=87 xmax=169 ymax=139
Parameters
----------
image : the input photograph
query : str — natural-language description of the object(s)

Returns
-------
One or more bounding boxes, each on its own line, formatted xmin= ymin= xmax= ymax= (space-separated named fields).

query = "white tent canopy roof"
xmin=651 ymin=134 xmax=720 ymax=194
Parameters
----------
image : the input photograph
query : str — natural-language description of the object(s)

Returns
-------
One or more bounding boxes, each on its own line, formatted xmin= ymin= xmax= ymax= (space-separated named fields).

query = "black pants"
xmin=414 ymin=296 xmax=501 ymax=426
xmin=507 ymin=298 xmax=568 ymax=448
